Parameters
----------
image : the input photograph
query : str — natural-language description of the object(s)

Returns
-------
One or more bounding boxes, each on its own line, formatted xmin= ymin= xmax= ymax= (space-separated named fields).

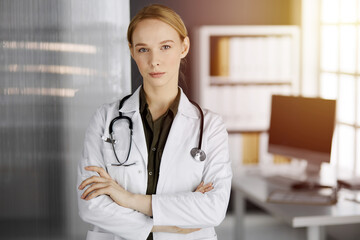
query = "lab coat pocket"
xmin=106 ymin=162 xmax=144 ymax=194
xmin=103 ymin=149 xmax=127 ymax=188
xmin=103 ymin=148 xmax=144 ymax=193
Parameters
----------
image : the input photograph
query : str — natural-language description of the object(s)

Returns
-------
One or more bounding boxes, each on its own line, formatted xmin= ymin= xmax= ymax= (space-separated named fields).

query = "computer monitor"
xmin=268 ymin=95 xmax=336 ymax=177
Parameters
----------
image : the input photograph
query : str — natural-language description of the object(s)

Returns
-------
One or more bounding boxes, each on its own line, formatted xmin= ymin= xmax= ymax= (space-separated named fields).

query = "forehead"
xmin=132 ymin=19 xmax=181 ymax=45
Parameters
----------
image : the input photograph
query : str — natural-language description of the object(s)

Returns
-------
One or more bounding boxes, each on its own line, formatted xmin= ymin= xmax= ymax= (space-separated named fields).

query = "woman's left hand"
xmin=78 ymin=166 xmax=132 ymax=208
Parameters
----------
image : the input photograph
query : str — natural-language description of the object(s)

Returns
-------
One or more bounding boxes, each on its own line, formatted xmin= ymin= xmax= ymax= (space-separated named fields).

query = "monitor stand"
xmin=305 ymin=162 xmax=322 ymax=180
xmin=291 ymin=162 xmax=325 ymax=190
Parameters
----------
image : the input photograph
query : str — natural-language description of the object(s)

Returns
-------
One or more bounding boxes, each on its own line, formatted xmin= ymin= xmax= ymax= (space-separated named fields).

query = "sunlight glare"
xmin=338 ymin=124 xmax=355 ymax=171
xmin=322 ymin=0 xmax=339 ymax=23
xmin=320 ymin=73 xmax=337 ymax=100
xmin=340 ymin=26 xmax=356 ymax=73
xmin=340 ymin=0 xmax=357 ymax=23
xmin=321 ymin=26 xmax=338 ymax=72
xmin=339 ymin=75 xmax=355 ymax=124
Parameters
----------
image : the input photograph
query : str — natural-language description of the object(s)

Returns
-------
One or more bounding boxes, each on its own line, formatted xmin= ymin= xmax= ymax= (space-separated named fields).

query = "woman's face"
xmin=130 ymin=19 xmax=189 ymax=90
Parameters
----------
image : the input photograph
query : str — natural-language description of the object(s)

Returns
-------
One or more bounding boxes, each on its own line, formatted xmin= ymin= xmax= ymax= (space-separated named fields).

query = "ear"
xmin=180 ymin=36 xmax=190 ymax=58
xmin=128 ymin=43 xmax=135 ymax=59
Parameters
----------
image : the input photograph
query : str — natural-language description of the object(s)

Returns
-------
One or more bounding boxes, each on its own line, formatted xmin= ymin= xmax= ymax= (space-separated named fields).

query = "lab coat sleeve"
xmin=77 ymin=106 xmax=153 ymax=240
xmin=152 ymin=114 xmax=232 ymax=228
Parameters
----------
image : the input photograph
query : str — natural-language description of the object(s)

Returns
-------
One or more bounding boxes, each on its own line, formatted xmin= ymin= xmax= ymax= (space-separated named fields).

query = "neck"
xmin=143 ymin=83 xmax=178 ymax=120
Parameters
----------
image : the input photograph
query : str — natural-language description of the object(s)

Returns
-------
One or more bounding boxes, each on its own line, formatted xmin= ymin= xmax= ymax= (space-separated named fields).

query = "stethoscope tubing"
xmin=108 ymin=91 xmax=206 ymax=166
xmin=190 ymin=100 xmax=204 ymax=151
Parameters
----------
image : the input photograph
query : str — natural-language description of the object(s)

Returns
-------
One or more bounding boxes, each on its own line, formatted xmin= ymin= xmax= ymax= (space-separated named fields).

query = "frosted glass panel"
xmin=357 ymin=129 xmax=360 ymax=175
xmin=322 ymin=0 xmax=339 ymax=23
xmin=358 ymin=77 xmax=360 ymax=125
xmin=338 ymin=124 xmax=355 ymax=171
xmin=0 ymin=0 xmax=130 ymax=238
xmin=340 ymin=26 xmax=356 ymax=73
xmin=338 ymin=75 xmax=355 ymax=124
xmin=321 ymin=26 xmax=338 ymax=72
xmin=358 ymin=26 xmax=360 ymax=73
xmin=340 ymin=0 xmax=357 ymax=23
xmin=320 ymin=73 xmax=337 ymax=99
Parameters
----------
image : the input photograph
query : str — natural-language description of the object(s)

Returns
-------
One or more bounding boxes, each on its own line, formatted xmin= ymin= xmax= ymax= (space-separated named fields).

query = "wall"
xmin=130 ymin=0 xmax=301 ymax=96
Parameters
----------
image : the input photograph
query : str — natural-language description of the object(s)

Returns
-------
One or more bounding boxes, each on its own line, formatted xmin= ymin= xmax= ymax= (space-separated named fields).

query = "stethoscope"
xmin=105 ymin=93 xmax=206 ymax=167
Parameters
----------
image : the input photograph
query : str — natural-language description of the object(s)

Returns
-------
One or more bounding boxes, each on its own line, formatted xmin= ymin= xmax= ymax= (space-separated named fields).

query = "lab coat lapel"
xmin=120 ymin=88 xmax=148 ymax=165
xmin=158 ymin=114 xmax=187 ymax=175
xmin=157 ymin=89 xmax=199 ymax=192
xmin=131 ymin=112 xmax=148 ymax=165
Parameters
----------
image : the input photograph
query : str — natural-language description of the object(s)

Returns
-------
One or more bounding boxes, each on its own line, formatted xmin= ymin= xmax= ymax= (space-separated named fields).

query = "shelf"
xmin=228 ymin=129 xmax=268 ymax=134
xmin=210 ymin=77 xmax=292 ymax=86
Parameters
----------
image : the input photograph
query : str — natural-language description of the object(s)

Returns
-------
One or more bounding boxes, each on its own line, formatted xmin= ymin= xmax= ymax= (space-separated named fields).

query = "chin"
xmin=145 ymin=78 xmax=172 ymax=88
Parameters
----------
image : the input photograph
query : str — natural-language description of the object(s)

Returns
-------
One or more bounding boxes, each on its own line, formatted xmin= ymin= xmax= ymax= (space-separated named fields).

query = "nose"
xmin=150 ymin=52 xmax=160 ymax=67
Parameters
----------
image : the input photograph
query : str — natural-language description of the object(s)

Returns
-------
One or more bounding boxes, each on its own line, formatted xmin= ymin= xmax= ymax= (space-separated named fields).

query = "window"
xmin=320 ymin=0 xmax=360 ymax=175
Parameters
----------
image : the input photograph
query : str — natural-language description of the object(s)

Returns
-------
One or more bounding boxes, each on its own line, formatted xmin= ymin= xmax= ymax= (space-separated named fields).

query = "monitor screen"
xmin=268 ymin=95 xmax=336 ymax=165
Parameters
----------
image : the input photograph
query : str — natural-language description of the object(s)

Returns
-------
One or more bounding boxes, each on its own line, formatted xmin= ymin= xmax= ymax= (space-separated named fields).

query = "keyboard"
xmin=264 ymin=175 xmax=331 ymax=190
xmin=267 ymin=189 xmax=337 ymax=205
xmin=264 ymin=175 xmax=304 ymax=188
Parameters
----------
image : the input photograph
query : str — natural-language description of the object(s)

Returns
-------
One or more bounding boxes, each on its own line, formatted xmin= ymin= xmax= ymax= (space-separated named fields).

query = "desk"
xmin=233 ymin=171 xmax=360 ymax=240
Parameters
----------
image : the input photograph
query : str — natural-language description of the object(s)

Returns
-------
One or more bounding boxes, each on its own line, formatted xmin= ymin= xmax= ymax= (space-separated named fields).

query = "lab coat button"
xmin=152 ymin=147 xmax=156 ymax=152
xmin=149 ymin=171 xmax=153 ymax=175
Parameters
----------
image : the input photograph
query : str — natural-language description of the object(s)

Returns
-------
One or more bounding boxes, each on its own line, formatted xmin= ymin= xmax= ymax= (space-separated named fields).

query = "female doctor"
xmin=77 ymin=4 xmax=232 ymax=240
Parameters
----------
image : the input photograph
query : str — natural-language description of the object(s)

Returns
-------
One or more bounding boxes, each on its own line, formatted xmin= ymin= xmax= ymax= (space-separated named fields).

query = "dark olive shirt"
xmin=139 ymin=87 xmax=180 ymax=240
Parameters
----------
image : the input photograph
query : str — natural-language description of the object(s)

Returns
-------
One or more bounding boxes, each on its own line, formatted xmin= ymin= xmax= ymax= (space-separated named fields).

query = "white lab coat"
xmin=77 ymin=87 xmax=232 ymax=240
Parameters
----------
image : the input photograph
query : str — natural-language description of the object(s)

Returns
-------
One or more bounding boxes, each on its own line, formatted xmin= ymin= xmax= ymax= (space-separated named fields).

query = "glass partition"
xmin=0 ymin=1 xmax=130 ymax=239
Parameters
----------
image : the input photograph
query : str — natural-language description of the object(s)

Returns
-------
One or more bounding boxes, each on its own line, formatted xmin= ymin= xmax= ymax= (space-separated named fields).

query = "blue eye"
xmin=138 ymin=48 xmax=148 ymax=53
xmin=162 ymin=45 xmax=171 ymax=50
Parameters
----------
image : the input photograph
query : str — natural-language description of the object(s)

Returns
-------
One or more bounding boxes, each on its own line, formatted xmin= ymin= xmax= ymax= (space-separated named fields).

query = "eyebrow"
xmin=134 ymin=40 xmax=175 ymax=48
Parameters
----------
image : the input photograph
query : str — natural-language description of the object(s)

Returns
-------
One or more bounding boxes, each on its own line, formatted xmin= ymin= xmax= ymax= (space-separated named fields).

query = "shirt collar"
xmin=120 ymin=86 xmax=200 ymax=119
xmin=139 ymin=86 xmax=180 ymax=117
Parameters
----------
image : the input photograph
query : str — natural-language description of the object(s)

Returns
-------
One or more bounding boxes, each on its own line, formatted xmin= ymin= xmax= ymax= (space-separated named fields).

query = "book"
xmin=242 ymin=133 xmax=260 ymax=165
xmin=211 ymin=37 xmax=229 ymax=76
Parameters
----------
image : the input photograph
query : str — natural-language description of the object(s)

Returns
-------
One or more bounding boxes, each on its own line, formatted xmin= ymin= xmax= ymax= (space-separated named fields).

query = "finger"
xmin=81 ymin=182 xmax=109 ymax=199
xmin=85 ymin=166 xmax=112 ymax=179
xmin=195 ymin=181 xmax=204 ymax=192
xmin=203 ymin=186 xmax=214 ymax=193
xmin=78 ymin=175 xmax=107 ymax=190
xmin=85 ymin=188 xmax=108 ymax=200
xmin=196 ymin=182 xmax=213 ymax=193
xmin=203 ymin=182 xmax=213 ymax=189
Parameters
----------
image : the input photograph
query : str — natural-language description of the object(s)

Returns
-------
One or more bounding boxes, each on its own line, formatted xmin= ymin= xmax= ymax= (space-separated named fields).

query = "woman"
xmin=77 ymin=4 xmax=232 ymax=240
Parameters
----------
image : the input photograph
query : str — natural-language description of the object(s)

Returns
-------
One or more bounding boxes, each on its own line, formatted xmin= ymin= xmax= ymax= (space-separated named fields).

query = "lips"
xmin=149 ymin=72 xmax=165 ymax=78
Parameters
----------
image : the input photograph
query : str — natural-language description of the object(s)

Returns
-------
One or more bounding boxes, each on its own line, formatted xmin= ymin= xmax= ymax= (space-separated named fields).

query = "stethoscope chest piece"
xmin=191 ymin=148 xmax=206 ymax=161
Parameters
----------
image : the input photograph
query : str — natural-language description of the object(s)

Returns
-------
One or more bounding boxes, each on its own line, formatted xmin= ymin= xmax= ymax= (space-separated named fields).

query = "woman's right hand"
xmin=151 ymin=226 xmax=200 ymax=234
xmin=195 ymin=181 xmax=214 ymax=194
xmin=152 ymin=181 xmax=214 ymax=234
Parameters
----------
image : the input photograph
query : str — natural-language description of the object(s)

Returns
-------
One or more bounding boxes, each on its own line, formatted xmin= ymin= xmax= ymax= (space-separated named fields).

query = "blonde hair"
xmin=127 ymin=4 xmax=188 ymax=45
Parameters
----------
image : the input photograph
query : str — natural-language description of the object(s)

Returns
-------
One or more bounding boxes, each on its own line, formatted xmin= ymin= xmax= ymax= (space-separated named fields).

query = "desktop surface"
xmin=233 ymin=167 xmax=360 ymax=228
